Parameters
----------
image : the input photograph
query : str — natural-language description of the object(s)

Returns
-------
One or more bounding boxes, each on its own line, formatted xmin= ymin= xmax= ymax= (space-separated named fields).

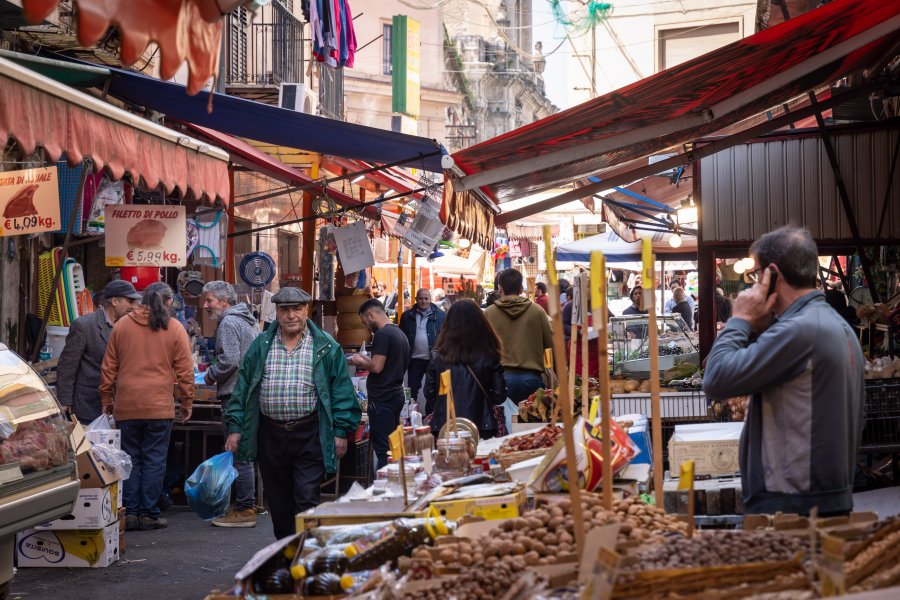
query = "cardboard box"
xmin=296 ymin=498 xmax=421 ymax=532
xmin=16 ymin=522 xmax=119 ymax=568
xmin=118 ymin=508 xmax=126 ymax=557
xmin=668 ymin=422 xmax=743 ymax=477
xmin=87 ymin=428 xmax=121 ymax=450
xmin=75 ymin=447 xmax=121 ymax=489
xmin=430 ymin=489 xmax=527 ymax=521
xmin=36 ymin=482 xmax=118 ymax=530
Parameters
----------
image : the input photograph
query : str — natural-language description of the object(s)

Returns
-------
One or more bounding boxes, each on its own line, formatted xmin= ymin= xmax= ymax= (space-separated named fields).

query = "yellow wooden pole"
xmin=580 ymin=274 xmax=589 ymax=421
xmin=544 ymin=226 xmax=585 ymax=557
xmin=643 ymin=238 xmax=664 ymax=510
xmin=591 ymin=252 xmax=613 ymax=511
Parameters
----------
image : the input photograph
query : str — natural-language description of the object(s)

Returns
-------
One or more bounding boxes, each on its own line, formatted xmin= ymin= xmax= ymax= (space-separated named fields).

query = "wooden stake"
xmin=591 ymin=252 xmax=613 ymax=511
xmin=544 ymin=226 xmax=586 ymax=557
xmin=580 ymin=274 xmax=589 ymax=421
xmin=397 ymin=248 xmax=405 ymax=321
xmin=643 ymin=239 xmax=664 ymax=510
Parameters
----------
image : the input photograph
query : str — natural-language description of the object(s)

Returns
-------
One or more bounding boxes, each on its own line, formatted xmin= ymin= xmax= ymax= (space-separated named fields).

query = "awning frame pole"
xmin=808 ymin=91 xmax=880 ymax=303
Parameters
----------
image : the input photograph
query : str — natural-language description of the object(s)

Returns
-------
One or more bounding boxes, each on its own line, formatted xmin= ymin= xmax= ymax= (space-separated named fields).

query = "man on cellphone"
xmin=703 ymin=226 xmax=864 ymax=516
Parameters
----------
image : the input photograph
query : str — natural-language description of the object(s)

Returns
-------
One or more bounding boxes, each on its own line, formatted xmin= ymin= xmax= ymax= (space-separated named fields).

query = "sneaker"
xmin=211 ymin=508 xmax=257 ymax=528
xmin=125 ymin=515 xmax=140 ymax=531
xmin=139 ymin=515 xmax=168 ymax=530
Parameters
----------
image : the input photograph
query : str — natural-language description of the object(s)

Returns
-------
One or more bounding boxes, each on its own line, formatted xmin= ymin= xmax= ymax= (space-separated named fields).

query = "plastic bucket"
xmin=45 ymin=325 xmax=69 ymax=359
xmin=119 ymin=267 xmax=161 ymax=291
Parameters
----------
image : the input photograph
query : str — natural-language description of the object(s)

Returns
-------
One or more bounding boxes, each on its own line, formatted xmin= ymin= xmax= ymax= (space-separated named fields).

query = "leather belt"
xmin=263 ymin=412 xmax=318 ymax=431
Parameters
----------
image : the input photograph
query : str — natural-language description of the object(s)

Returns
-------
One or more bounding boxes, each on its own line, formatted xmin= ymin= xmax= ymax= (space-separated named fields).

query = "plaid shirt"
xmin=259 ymin=328 xmax=318 ymax=420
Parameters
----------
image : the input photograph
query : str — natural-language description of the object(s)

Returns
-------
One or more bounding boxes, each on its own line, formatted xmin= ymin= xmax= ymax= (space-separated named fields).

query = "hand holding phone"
xmin=767 ymin=267 xmax=778 ymax=297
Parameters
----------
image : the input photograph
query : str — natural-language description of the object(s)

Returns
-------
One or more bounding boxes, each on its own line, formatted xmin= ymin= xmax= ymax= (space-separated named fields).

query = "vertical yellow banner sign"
xmin=641 ymin=237 xmax=653 ymax=289
xmin=590 ymin=252 xmax=605 ymax=311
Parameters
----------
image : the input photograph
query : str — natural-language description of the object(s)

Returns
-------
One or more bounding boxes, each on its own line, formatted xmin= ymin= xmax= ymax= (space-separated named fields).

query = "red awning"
xmin=449 ymin=0 xmax=900 ymax=221
xmin=185 ymin=124 xmax=378 ymax=219
xmin=0 ymin=57 xmax=230 ymax=201
xmin=21 ymin=0 xmax=224 ymax=95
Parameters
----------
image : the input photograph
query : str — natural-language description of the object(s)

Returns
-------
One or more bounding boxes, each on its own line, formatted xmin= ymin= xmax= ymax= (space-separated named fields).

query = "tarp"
xmin=21 ymin=0 xmax=223 ymax=94
xmin=186 ymin=124 xmax=378 ymax=219
xmin=0 ymin=56 xmax=230 ymax=202
xmin=100 ymin=65 xmax=445 ymax=172
xmin=556 ymin=230 xmax=697 ymax=263
xmin=450 ymin=0 xmax=900 ymax=215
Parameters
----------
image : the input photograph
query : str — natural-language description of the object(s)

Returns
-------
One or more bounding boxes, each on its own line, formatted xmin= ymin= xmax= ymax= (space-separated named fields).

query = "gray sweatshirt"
xmin=205 ymin=303 xmax=259 ymax=398
xmin=703 ymin=291 xmax=864 ymax=515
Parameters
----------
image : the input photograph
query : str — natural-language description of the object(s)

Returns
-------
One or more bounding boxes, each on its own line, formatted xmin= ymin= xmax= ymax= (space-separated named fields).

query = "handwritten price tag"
xmin=125 ymin=249 xmax=180 ymax=265
xmin=3 ymin=215 xmax=56 ymax=233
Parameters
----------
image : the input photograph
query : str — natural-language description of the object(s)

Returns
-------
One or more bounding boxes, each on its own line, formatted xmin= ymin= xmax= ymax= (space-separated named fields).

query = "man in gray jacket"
xmin=201 ymin=281 xmax=259 ymax=527
xmin=704 ymin=226 xmax=864 ymax=516
xmin=56 ymin=280 xmax=141 ymax=422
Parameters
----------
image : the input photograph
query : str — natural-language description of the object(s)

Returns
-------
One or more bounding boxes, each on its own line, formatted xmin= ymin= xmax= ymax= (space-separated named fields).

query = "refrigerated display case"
xmin=610 ymin=315 xmax=700 ymax=377
xmin=0 ymin=344 xmax=78 ymax=596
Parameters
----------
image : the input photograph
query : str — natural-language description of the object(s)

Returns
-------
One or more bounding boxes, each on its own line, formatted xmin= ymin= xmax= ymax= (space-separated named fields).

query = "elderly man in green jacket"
xmin=225 ymin=287 xmax=361 ymax=539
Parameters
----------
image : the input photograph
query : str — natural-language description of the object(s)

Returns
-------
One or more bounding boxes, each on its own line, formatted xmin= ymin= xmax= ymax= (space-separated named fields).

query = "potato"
xmin=624 ymin=379 xmax=640 ymax=392
xmin=639 ymin=380 xmax=651 ymax=393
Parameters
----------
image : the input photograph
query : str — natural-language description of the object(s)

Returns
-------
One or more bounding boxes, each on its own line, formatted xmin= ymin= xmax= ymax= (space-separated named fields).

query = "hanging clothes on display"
xmin=193 ymin=209 xmax=227 ymax=267
xmin=310 ymin=0 xmax=356 ymax=68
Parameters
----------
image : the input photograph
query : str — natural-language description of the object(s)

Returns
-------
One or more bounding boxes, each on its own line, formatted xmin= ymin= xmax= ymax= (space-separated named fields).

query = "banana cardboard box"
xmin=16 ymin=522 xmax=119 ymax=568
xmin=34 ymin=482 xmax=119 ymax=530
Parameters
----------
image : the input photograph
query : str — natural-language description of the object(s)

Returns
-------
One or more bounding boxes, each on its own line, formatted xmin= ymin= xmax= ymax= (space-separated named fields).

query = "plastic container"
xmin=45 ymin=326 xmax=69 ymax=360
xmin=457 ymin=430 xmax=477 ymax=460
xmin=343 ymin=518 xmax=449 ymax=571
xmin=403 ymin=426 xmax=417 ymax=457
xmin=415 ymin=427 xmax=434 ymax=455
xmin=385 ymin=463 xmax=416 ymax=496
xmin=119 ymin=267 xmax=161 ymax=291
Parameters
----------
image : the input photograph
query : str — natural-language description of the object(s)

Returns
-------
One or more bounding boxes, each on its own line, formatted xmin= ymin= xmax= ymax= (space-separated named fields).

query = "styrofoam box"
xmin=16 ymin=522 xmax=119 ymax=568
xmin=87 ymin=429 xmax=121 ymax=450
xmin=36 ymin=483 xmax=118 ymax=530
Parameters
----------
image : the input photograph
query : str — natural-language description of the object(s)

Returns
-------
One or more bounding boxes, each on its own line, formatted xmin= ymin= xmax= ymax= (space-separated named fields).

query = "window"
xmin=227 ymin=7 xmax=248 ymax=83
xmin=658 ymin=22 xmax=740 ymax=71
xmin=383 ymin=23 xmax=393 ymax=75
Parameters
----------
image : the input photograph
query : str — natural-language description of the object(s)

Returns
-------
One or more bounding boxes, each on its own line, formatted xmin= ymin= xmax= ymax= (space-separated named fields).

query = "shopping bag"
xmin=502 ymin=397 xmax=518 ymax=436
xmin=85 ymin=414 xmax=115 ymax=431
xmin=184 ymin=451 xmax=239 ymax=520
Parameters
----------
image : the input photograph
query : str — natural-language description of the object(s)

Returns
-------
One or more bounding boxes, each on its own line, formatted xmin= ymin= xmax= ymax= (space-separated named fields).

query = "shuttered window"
xmin=658 ymin=22 xmax=740 ymax=71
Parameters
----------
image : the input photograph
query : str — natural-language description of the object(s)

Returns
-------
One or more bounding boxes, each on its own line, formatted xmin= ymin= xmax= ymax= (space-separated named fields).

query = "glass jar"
xmin=403 ymin=426 xmax=417 ymax=457
xmin=385 ymin=463 xmax=416 ymax=496
xmin=457 ymin=430 xmax=476 ymax=461
xmin=415 ymin=427 xmax=434 ymax=455
xmin=433 ymin=437 xmax=470 ymax=480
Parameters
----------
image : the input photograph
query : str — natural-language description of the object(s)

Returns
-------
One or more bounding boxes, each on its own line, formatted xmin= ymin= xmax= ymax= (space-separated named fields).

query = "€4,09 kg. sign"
xmin=105 ymin=205 xmax=186 ymax=267
xmin=0 ymin=167 xmax=60 ymax=236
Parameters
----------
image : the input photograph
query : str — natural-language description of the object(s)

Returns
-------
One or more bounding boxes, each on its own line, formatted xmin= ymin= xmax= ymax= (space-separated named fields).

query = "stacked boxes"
xmin=16 ymin=422 xmax=123 ymax=568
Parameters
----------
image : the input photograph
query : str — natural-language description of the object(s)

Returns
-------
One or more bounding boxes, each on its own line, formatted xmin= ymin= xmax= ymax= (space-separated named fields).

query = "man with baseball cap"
xmin=225 ymin=287 xmax=361 ymax=539
xmin=57 ymin=280 xmax=142 ymax=422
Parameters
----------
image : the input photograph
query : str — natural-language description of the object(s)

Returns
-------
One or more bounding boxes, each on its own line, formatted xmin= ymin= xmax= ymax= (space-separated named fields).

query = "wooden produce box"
xmin=295 ymin=498 xmax=422 ymax=532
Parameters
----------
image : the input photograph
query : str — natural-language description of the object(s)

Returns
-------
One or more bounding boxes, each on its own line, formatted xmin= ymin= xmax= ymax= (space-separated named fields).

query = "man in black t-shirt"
xmin=349 ymin=299 xmax=410 ymax=470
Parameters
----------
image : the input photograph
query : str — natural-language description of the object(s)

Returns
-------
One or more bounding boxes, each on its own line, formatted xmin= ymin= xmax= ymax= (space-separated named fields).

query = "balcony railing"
xmin=226 ymin=2 xmax=305 ymax=87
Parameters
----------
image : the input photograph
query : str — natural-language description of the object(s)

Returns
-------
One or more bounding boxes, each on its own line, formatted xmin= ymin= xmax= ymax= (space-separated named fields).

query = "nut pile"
xmin=623 ymin=531 xmax=805 ymax=570
xmin=847 ymin=527 xmax=900 ymax=590
xmin=399 ymin=554 xmax=544 ymax=600
xmin=415 ymin=493 xmax=687 ymax=571
xmin=499 ymin=425 xmax=562 ymax=453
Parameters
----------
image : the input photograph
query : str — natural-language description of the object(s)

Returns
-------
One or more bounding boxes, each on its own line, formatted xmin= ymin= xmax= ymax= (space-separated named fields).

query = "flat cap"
xmin=104 ymin=280 xmax=142 ymax=300
xmin=272 ymin=287 xmax=312 ymax=305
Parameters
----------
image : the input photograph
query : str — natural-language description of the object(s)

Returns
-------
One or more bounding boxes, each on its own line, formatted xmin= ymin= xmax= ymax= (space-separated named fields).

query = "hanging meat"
xmin=2 ymin=184 xmax=40 ymax=219
xmin=126 ymin=219 xmax=167 ymax=248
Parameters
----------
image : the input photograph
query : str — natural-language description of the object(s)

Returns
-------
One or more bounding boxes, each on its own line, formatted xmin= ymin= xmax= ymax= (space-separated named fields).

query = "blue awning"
xmin=102 ymin=66 xmax=445 ymax=172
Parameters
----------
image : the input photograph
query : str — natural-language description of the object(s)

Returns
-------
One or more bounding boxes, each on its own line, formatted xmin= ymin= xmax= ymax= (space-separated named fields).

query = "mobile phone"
xmin=767 ymin=267 xmax=778 ymax=297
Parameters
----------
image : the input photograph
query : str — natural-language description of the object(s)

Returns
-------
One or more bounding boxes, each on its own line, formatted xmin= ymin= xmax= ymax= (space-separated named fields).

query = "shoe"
xmin=157 ymin=493 xmax=174 ymax=512
xmin=139 ymin=515 xmax=168 ymax=530
xmin=125 ymin=515 xmax=140 ymax=531
xmin=211 ymin=508 xmax=257 ymax=528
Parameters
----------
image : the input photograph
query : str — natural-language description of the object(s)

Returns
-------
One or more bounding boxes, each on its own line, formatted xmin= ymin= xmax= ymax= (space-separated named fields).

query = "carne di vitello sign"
xmin=105 ymin=205 xmax=186 ymax=267
xmin=0 ymin=167 xmax=60 ymax=236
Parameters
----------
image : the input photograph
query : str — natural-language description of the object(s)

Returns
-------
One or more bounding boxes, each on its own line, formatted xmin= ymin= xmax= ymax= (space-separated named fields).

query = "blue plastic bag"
xmin=184 ymin=451 xmax=238 ymax=520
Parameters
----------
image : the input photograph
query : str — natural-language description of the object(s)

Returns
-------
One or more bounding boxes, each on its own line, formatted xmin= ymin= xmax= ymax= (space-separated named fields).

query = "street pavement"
xmin=10 ymin=507 xmax=275 ymax=600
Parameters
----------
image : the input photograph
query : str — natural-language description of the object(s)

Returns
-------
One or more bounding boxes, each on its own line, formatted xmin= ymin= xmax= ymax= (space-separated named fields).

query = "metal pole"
xmin=32 ymin=160 xmax=90 ymax=363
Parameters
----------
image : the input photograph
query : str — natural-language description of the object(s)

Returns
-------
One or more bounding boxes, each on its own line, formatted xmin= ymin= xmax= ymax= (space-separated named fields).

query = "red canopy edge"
xmin=21 ymin=0 xmax=223 ymax=95
xmin=0 ymin=57 xmax=230 ymax=202
xmin=185 ymin=124 xmax=379 ymax=219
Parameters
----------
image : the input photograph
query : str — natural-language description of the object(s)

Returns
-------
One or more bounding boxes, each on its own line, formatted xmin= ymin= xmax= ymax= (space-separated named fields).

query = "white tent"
xmin=556 ymin=230 xmax=697 ymax=263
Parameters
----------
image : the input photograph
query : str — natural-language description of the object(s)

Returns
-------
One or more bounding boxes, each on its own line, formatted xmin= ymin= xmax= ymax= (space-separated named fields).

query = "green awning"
xmin=0 ymin=49 xmax=109 ymax=87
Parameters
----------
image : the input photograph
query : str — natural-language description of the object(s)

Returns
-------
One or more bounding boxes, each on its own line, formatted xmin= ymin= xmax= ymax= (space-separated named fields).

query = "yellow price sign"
xmin=388 ymin=425 xmax=405 ymax=460
xmin=590 ymin=252 xmax=605 ymax=310
xmin=439 ymin=370 xmax=452 ymax=395
xmin=641 ymin=238 xmax=653 ymax=287
xmin=677 ymin=459 xmax=695 ymax=490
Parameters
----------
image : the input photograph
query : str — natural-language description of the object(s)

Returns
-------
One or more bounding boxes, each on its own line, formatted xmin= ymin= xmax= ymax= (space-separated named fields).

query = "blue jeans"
xmin=504 ymin=371 xmax=544 ymax=404
xmin=120 ymin=419 xmax=173 ymax=518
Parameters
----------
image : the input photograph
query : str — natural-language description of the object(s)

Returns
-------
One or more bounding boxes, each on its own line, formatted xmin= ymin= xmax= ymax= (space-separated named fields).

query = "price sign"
xmin=105 ymin=205 xmax=186 ymax=267
xmin=0 ymin=167 xmax=60 ymax=236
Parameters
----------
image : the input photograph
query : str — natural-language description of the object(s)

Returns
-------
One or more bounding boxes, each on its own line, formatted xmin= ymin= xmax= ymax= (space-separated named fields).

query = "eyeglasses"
xmin=746 ymin=267 xmax=768 ymax=283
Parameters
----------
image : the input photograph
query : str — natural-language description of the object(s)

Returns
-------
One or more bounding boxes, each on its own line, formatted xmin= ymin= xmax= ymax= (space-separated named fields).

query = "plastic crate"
xmin=862 ymin=379 xmax=900 ymax=451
